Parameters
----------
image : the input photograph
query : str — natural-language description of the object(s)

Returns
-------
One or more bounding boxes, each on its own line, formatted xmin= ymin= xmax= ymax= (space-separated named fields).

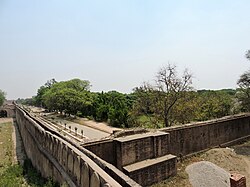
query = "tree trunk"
xmin=164 ymin=116 xmax=169 ymax=127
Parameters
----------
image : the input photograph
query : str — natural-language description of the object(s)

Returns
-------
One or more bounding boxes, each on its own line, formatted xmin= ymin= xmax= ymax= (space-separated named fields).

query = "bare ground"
xmin=153 ymin=140 xmax=250 ymax=187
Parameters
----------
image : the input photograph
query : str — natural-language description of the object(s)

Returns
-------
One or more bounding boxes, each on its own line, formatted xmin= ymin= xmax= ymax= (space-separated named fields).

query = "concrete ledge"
xmin=123 ymin=154 xmax=176 ymax=172
xmin=115 ymin=131 xmax=168 ymax=142
xmin=123 ymin=154 xmax=177 ymax=186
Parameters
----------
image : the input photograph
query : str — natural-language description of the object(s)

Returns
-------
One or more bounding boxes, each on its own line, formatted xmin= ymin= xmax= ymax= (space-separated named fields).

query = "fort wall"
xmin=161 ymin=114 xmax=250 ymax=157
xmin=15 ymin=106 xmax=125 ymax=187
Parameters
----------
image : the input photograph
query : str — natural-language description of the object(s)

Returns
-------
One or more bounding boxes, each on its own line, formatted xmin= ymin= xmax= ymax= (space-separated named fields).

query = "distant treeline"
xmin=17 ymin=56 xmax=250 ymax=128
xmin=16 ymin=78 xmax=247 ymax=128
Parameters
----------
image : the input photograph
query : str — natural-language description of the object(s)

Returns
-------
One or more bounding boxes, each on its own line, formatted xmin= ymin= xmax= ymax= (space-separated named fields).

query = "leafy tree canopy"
xmin=0 ymin=90 xmax=6 ymax=106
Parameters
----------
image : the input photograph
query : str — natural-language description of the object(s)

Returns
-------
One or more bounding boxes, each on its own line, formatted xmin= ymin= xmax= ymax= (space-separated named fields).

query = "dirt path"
xmin=0 ymin=118 xmax=13 ymax=124
xmin=12 ymin=119 xmax=26 ymax=165
xmin=243 ymin=157 xmax=250 ymax=180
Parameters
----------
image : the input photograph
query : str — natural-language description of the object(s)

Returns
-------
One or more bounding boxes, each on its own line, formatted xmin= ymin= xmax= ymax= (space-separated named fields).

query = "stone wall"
xmin=161 ymin=114 xmax=250 ymax=157
xmin=123 ymin=154 xmax=177 ymax=187
xmin=84 ymin=132 xmax=176 ymax=186
xmin=82 ymin=140 xmax=115 ymax=165
xmin=16 ymin=106 xmax=123 ymax=187
xmin=114 ymin=132 xmax=170 ymax=169
xmin=0 ymin=102 xmax=16 ymax=118
xmin=16 ymin=103 xmax=250 ymax=187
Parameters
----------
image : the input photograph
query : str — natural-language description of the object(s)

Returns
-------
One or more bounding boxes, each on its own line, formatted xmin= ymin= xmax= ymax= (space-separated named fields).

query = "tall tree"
xmin=155 ymin=64 xmax=193 ymax=126
xmin=36 ymin=79 xmax=57 ymax=107
xmin=42 ymin=79 xmax=92 ymax=115
xmin=237 ymin=70 xmax=250 ymax=111
xmin=246 ymin=50 xmax=250 ymax=61
xmin=0 ymin=90 xmax=6 ymax=106
xmin=236 ymin=51 xmax=250 ymax=111
xmin=134 ymin=64 xmax=193 ymax=127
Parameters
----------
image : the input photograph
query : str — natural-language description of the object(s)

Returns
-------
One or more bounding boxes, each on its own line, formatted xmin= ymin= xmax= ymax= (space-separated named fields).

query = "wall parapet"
xmin=15 ymin=105 xmax=132 ymax=187
xmin=161 ymin=113 xmax=250 ymax=157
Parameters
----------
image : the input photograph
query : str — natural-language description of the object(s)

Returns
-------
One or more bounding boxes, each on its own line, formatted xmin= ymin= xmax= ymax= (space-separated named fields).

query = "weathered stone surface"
xmin=15 ymin=105 xmax=124 ymax=187
xmin=90 ymin=172 xmax=100 ymax=187
xmin=123 ymin=154 xmax=177 ymax=186
xmin=161 ymin=114 xmax=250 ymax=157
xmin=0 ymin=101 xmax=15 ymax=118
xmin=81 ymin=162 xmax=90 ymax=187
xmin=114 ymin=131 xmax=170 ymax=169
xmin=14 ymin=103 xmax=250 ymax=187
xmin=73 ymin=156 xmax=81 ymax=186
xmin=68 ymin=149 xmax=74 ymax=176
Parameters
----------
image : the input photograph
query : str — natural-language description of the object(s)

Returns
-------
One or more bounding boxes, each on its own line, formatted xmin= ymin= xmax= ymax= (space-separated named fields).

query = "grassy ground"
xmin=0 ymin=120 xmax=59 ymax=187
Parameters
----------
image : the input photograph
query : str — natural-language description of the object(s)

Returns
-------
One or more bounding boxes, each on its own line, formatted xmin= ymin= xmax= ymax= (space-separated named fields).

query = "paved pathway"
xmin=55 ymin=118 xmax=110 ymax=140
xmin=28 ymin=106 xmax=114 ymax=140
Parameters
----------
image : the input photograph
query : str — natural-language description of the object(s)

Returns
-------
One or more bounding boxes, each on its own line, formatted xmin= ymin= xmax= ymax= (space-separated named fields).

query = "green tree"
xmin=237 ymin=70 xmax=250 ymax=111
xmin=134 ymin=64 xmax=193 ymax=127
xmin=246 ymin=50 xmax=250 ymax=61
xmin=0 ymin=90 xmax=6 ymax=106
xmin=42 ymin=79 xmax=92 ymax=116
xmin=194 ymin=90 xmax=233 ymax=121
xmin=36 ymin=79 xmax=57 ymax=107
xmin=236 ymin=51 xmax=250 ymax=112
xmin=93 ymin=91 xmax=130 ymax=127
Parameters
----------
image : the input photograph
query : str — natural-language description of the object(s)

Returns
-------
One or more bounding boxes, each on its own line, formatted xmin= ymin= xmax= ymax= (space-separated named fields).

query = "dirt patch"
xmin=12 ymin=119 xmax=26 ymax=164
xmin=186 ymin=161 xmax=230 ymax=187
xmin=199 ymin=147 xmax=250 ymax=185
xmin=153 ymin=141 xmax=250 ymax=187
xmin=0 ymin=118 xmax=13 ymax=124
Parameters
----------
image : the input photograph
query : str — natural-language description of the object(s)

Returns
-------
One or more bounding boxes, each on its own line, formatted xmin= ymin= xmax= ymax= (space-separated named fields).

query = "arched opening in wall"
xmin=0 ymin=110 xmax=7 ymax=118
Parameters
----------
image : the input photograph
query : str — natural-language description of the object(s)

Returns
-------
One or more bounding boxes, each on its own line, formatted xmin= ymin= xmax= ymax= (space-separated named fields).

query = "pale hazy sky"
xmin=0 ymin=0 xmax=250 ymax=99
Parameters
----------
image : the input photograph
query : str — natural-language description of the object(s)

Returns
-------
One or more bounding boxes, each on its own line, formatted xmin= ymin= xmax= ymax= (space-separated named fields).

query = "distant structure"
xmin=0 ymin=100 xmax=15 ymax=118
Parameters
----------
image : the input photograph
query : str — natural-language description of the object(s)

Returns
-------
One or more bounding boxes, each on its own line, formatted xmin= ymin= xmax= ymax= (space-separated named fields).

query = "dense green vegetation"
xmin=17 ymin=80 xmax=244 ymax=129
xmin=0 ymin=89 xmax=6 ymax=106
xmin=0 ymin=121 xmax=58 ymax=187
xmin=0 ymin=159 xmax=58 ymax=187
xmin=17 ymin=55 xmax=250 ymax=128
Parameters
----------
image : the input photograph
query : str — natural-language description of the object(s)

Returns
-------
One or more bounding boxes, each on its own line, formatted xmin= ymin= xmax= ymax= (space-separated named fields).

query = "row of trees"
xmin=17 ymin=79 xmax=133 ymax=127
xmin=18 ymin=76 xmax=245 ymax=128
xmin=17 ymin=51 xmax=250 ymax=128
xmin=130 ymin=64 xmax=239 ymax=128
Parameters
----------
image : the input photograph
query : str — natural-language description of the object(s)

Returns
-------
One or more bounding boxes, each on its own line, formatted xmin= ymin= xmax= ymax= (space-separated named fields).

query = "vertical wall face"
xmin=124 ymin=155 xmax=177 ymax=187
xmin=83 ymin=140 xmax=115 ymax=165
xmin=15 ymin=106 xmax=123 ymax=187
xmin=114 ymin=132 xmax=176 ymax=187
xmin=114 ymin=132 xmax=170 ymax=169
xmin=0 ymin=104 xmax=15 ymax=118
xmin=161 ymin=115 xmax=250 ymax=156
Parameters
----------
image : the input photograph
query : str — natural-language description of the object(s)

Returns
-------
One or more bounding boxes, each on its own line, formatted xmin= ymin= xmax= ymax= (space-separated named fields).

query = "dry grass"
xmin=0 ymin=121 xmax=14 ymax=171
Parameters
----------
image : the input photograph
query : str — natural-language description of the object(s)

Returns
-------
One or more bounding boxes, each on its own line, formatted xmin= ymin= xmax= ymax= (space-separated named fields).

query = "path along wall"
xmin=161 ymin=114 xmax=250 ymax=157
xmin=15 ymin=106 xmax=124 ymax=187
